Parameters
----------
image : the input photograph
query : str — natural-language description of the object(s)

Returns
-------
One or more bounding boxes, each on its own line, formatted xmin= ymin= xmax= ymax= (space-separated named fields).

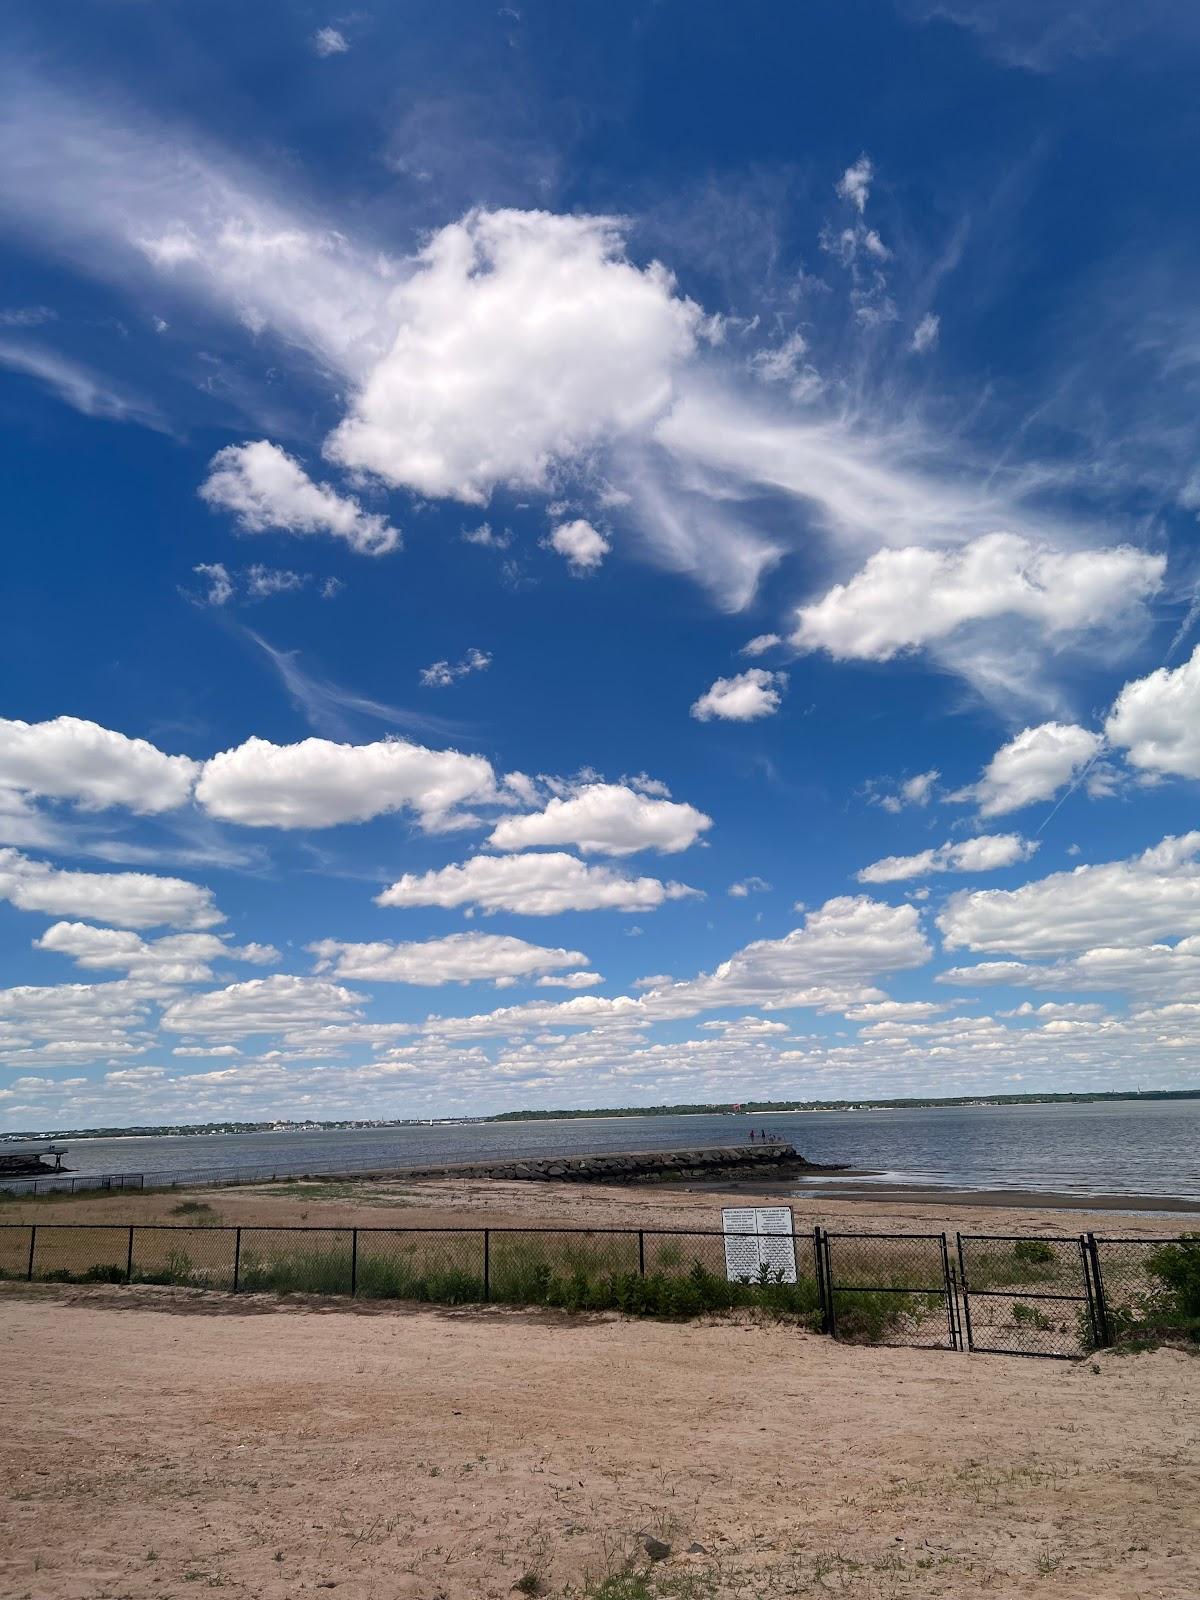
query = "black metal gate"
xmin=820 ymin=1230 xmax=960 ymax=1349
xmin=956 ymin=1233 xmax=1100 ymax=1358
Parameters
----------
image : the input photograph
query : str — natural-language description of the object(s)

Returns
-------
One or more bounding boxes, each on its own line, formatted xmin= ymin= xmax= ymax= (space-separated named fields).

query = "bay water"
xmin=22 ymin=1098 xmax=1200 ymax=1203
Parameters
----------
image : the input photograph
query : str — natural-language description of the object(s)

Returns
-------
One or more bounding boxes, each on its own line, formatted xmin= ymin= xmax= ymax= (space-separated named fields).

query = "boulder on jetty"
xmin=393 ymin=1144 xmax=845 ymax=1184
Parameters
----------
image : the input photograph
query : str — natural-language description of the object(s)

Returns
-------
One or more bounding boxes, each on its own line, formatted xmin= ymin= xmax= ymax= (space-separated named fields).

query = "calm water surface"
xmin=24 ymin=1099 xmax=1200 ymax=1202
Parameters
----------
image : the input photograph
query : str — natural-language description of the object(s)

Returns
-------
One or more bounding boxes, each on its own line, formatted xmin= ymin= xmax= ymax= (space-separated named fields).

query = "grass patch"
xmin=574 ymin=1572 xmax=717 ymax=1600
xmin=170 ymin=1199 xmax=214 ymax=1217
xmin=964 ymin=1242 xmax=1070 ymax=1292
xmin=36 ymin=1262 xmax=128 ymax=1284
xmin=238 ymin=1247 xmax=354 ymax=1297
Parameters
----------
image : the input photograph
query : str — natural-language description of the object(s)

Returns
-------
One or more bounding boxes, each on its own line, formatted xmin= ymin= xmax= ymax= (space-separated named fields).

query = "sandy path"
xmin=1 ymin=1284 xmax=1196 ymax=1600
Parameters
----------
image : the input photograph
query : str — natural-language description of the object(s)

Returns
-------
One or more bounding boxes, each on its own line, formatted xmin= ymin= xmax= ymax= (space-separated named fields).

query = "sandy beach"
xmin=2 ymin=1177 xmax=1197 ymax=1598
xmin=3 ymin=1169 xmax=1196 ymax=1237
xmin=1 ymin=1278 xmax=1197 ymax=1600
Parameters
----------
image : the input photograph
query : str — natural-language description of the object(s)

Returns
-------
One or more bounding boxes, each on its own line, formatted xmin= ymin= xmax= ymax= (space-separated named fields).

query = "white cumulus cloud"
xmin=200 ymin=440 xmax=399 ymax=556
xmin=0 ymin=849 xmax=221 ymax=929
xmin=324 ymin=209 xmax=702 ymax=503
xmin=34 ymin=923 xmax=277 ymax=984
xmin=962 ymin=721 xmax=1103 ymax=817
xmin=857 ymin=833 xmax=1037 ymax=883
xmin=691 ymin=668 xmax=785 ymax=722
xmin=546 ymin=518 xmax=611 ymax=574
xmin=486 ymin=783 xmax=711 ymax=856
xmin=195 ymin=735 xmax=496 ymax=831
xmin=0 ymin=716 xmax=198 ymax=813
xmin=938 ymin=833 xmax=1200 ymax=955
xmin=1106 ymin=643 xmax=1200 ymax=780
xmin=376 ymin=852 xmax=700 ymax=916
xmin=792 ymin=534 xmax=1165 ymax=662
xmin=161 ymin=974 xmax=364 ymax=1037
xmin=309 ymin=931 xmax=588 ymax=986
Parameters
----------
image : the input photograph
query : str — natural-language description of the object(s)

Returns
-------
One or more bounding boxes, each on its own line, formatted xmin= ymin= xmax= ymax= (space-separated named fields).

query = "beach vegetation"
xmin=572 ymin=1572 xmax=717 ymax=1600
xmin=1106 ymin=1234 xmax=1200 ymax=1349
xmin=1012 ymin=1239 xmax=1056 ymax=1266
xmin=964 ymin=1242 xmax=1065 ymax=1291
xmin=830 ymin=1288 xmax=945 ymax=1344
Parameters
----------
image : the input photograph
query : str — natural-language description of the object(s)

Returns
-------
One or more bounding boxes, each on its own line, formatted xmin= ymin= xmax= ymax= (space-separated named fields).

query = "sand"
xmin=1 ymin=1280 xmax=1197 ymax=1600
xmin=3 ymin=1171 xmax=1197 ymax=1238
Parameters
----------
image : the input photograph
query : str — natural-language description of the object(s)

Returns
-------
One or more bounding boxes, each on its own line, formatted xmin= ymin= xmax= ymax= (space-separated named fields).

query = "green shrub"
xmin=356 ymin=1256 xmax=484 ymax=1304
xmin=1013 ymin=1240 xmax=1056 ymax=1266
xmin=1145 ymin=1236 xmax=1200 ymax=1318
xmin=1108 ymin=1235 xmax=1200 ymax=1348
xmin=830 ymin=1289 xmax=945 ymax=1343
xmin=37 ymin=1262 xmax=127 ymax=1284
xmin=134 ymin=1249 xmax=198 ymax=1287
xmin=237 ymin=1248 xmax=353 ymax=1296
xmin=1011 ymin=1302 xmax=1053 ymax=1331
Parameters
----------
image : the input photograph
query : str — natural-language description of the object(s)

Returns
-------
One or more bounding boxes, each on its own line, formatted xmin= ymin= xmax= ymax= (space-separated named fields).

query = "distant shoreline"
xmin=5 ymin=1088 xmax=1200 ymax=1142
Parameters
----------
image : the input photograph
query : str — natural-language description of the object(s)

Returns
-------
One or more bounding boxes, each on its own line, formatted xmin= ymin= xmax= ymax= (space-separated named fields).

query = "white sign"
xmin=722 ymin=1205 xmax=797 ymax=1284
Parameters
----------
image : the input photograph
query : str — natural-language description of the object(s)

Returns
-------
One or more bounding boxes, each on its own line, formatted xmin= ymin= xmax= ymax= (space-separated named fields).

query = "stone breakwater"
xmin=395 ymin=1144 xmax=844 ymax=1184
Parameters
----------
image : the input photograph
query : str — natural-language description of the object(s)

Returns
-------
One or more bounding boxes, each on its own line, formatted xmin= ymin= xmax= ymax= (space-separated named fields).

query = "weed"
xmin=575 ymin=1574 xmax=716 ymax=1600
xmin=1013 ymin=1240 xmax=1056 ymax=1266
xmin=514 ymin=1572 xmax=545 ymax=1596
xmin=170 ymin=1200 xmax=213 ymax=1217
xmin=1106 ymin=1235 xmax=1200 ymax=1348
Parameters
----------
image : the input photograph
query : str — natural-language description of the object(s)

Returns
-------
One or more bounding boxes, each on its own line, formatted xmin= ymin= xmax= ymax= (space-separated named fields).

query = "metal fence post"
xmin=483 ymin=1229 xmax=490 ymax=1301
xmin=232 ymin=1227 xmax=242 ymax=1294
xmin=350 ymin=1228 xmax=358 ymax=1298
xmin=126 ymin=1225 xmax=135 ymax=1283
xmin=955 ymin=1234 xmax=975 ymax=1353
xmin=812 ymin=1227 xmax=828 ymax=1333
xmin=638 ymin=1230 xmax=645 ymax=1277
xmin=939 ymin=1234 xmax=958 ymax=1350
xmin=27 ymin=1225 xmax=37 ymax=1281
xmin=1084 ymin=1233 xmax=1112 ymax=1348
xmin=822 ymin=1230 xmax=838 ymax=1340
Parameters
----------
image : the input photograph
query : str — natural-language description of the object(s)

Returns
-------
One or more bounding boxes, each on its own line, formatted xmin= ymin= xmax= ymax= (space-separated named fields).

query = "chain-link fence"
xmin=130 ymin=1225 xmax=239 ymax=1291
xmin=0 ymin=1223 xmax=34 ymax=1278
xmin=957 ymin=1234 xmax=1097 ymax=1358
xmin=2 ymin=1223 xmax=1195 ymax=1357
xmin=355 ymin=1228 xmax=486 ymax=1303
xmin=1092 ymin=1235 xmax=1200 ymax=1348
xmin=822 ymin=1231 xmax=959 ymax=1348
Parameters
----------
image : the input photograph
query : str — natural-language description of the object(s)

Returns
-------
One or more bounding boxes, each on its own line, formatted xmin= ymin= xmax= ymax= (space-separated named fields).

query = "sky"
xmin=3 ymin=1 xmax=1200 ymax=1129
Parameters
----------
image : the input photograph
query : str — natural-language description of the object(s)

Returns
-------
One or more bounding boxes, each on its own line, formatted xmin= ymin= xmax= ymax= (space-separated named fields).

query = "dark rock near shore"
xmin=391 ymin=1143 xmax=847 ymax=1184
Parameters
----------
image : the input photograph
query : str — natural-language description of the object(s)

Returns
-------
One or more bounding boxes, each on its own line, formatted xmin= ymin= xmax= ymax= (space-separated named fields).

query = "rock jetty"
xmin=393 ymin=1143 xmax=843 ymax=1184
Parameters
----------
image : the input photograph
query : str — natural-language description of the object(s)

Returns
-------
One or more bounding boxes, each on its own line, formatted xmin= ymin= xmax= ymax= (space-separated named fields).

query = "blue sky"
xmin=3 ymin=1 xmax=1200 ymax=1128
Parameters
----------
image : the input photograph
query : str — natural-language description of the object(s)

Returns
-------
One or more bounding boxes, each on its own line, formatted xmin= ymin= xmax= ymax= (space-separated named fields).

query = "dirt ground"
xmin=1 ymin=1282 xmax=1197 ymax=1600
xmin=2 ymin=1171 xmax=1195 ymax=1239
